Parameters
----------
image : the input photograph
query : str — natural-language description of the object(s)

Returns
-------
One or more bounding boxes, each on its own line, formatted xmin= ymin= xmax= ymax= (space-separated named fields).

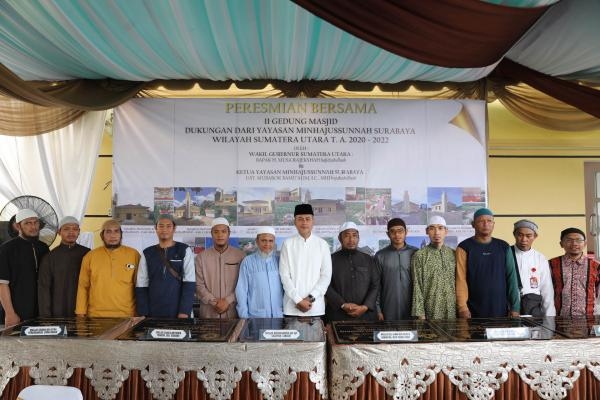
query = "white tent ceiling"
xmin=0 ymin=0 xmax=597 ymax=83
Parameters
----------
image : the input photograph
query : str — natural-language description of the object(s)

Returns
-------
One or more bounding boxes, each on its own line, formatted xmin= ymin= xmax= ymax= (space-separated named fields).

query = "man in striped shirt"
xmin=235 ymin=227 xmax=283 ymax=318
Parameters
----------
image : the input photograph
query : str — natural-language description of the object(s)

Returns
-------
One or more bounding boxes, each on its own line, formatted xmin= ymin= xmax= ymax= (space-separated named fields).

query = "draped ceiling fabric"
xmin=290 ymin=0 xmax=549 ymax=68
xmin=0 ymin=95 xmax=85 ymax=137
xmin=0 ymin=0 xmax=599 ymax=135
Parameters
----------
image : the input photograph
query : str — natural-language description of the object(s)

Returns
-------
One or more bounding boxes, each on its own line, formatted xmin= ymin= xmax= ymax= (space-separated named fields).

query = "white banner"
xmin=114 ymin=98 xmax=486 ymax=254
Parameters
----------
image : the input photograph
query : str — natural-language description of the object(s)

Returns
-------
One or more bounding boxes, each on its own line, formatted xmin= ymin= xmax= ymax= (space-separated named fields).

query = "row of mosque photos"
xmin=114 ymin=186 xmax=486 ymax=229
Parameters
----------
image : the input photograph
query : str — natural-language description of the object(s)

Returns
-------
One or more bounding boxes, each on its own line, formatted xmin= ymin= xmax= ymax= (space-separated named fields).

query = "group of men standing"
xmin=305 ymin=205 xmax=599 ymax=322
xmin=448 ymin=208 xmax=597 ymax=320
xmin=1 ymin=204 xmax=599 ymax=327
xmin=413 ymin=208 xmax=598 ymax=320
xmin=0 ymin=209 xmax=283 ymax=325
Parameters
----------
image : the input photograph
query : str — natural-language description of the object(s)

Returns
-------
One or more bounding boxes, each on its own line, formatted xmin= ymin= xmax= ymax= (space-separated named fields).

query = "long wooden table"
xmin=0 ymin=318 xmax=327 ymax=400
xmin=328 ymin=318 xmax=600 ymax=400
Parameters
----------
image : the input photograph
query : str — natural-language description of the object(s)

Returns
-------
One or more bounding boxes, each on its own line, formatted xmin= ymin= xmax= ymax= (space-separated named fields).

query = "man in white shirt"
xmin=512 ymin=219 xmax=556 ymax=317
xmin=279 ymin=203 xmax=332 ymax=317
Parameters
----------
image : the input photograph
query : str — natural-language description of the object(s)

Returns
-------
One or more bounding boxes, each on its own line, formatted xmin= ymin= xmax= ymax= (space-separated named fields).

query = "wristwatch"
xmin=307 ymin=294 xmax=315 ymax=303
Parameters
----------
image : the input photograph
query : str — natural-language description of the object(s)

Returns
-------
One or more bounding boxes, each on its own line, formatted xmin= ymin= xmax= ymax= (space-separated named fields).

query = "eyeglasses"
xmin=563 ymin=238 xmax=585 ymax=244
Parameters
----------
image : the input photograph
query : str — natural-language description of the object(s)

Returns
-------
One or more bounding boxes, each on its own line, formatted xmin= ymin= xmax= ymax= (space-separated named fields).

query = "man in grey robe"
xmin=375 ymin=218 xmax=418 ymax=320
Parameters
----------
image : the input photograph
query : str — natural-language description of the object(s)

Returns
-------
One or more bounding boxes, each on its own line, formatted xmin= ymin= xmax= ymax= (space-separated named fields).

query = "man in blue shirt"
xmin=135 ymin=215 xmax=196 ymax=318
xmin=235 ymin=226 xmax=283 ymax=318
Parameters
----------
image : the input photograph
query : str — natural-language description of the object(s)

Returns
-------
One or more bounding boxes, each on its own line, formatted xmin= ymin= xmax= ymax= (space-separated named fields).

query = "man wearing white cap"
xmin=38 ymin=216 xmax=90 ymax=317
xmin=411 ymin=216 xmax=456 ymax=320
xmin=0 ymin=209 xmax=49 ymax=326
xmin=511 ymin=219 xmax=555 ymax=317
xmin=235 ymin=226 xmax=283 ymax=318
xmin=326 ymin=222 xmax=379 ymax=322
xmin=196 ymin=217 xmax=244 ymax=318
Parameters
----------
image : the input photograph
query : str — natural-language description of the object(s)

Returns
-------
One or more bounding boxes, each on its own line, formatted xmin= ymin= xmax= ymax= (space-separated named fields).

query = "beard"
xmin=20 ymin=232 xmax=39 ymax=241
xmin=259 ymin=250 xmax=273 ymax=258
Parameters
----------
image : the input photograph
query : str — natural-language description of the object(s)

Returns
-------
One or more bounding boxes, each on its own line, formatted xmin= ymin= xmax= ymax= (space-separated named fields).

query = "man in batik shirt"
xmin=411 ymin=216 xmax=456 ymax=320
xmin=549 ymin=228 xmax=600 ymax=316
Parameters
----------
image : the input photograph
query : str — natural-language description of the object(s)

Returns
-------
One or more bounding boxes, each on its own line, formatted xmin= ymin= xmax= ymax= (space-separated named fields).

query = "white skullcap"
xmin=16 ymin=209 xmax=38 ymax=223
xmin=211 ymin=217 xmax=230 ymax=228
xmin=256 ymin=226 xmax=275 ymax=237
xmin=427 ymin=215 xmax=447 ymax=227
xmin=59 ymin=216 xmax=80 ymax=229
xmin=339 ymin=221 xmax=359 ymax=233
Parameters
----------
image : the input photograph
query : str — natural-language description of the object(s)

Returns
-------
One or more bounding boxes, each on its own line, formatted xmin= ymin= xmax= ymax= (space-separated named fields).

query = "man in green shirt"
xmin=411 ymin=216 xmax=456 ymax=320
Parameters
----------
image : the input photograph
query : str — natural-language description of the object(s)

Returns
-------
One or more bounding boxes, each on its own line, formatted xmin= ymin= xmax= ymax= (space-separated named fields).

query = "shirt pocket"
xmin=224 ymin=262 xmax=240 ymax=273
xmin=118 ymin=264 xmax=136 ymax=285
xmin=353 ymin=265 xmax=372 ymax=281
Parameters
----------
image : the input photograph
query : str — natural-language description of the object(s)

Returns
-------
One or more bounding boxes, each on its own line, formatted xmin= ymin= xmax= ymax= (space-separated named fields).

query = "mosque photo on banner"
xmin=113 ymin=203 xmax=153 ymax=225
xmin=170 ymin=187 xmax=238 ymax=226
xmin=273 ymin=187 xmax=301 ymax=225
xmin=300 ymin=187 xmax=346 ymax=226
xmin=171 ymin=187 xmax=209 ymax=225
xmin=237 ymin=187 xmax=275 ymax=226
xmin=153 ymin=187 xmax=174 ymax=216
xmin=391 ymin=187 xmax=428 ymax=225
xmin=461 ymin=187 xmax=487 ymax=218
xmin=344 ymin=187 xmax=366 ymax=224
xmin=365 ymin=188 xmax=392 ymax=226
xmin=427 ymin=187 xmax=487 ymax=225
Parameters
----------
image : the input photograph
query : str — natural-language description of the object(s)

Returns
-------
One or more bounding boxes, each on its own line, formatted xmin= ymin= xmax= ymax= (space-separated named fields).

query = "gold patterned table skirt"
xmin=0 ymin=339 xmax=327 ymax=400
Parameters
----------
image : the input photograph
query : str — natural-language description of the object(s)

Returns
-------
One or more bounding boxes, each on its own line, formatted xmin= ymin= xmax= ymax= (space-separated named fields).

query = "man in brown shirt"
xmin=195 ymin=217 xmax=245 ymax=318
